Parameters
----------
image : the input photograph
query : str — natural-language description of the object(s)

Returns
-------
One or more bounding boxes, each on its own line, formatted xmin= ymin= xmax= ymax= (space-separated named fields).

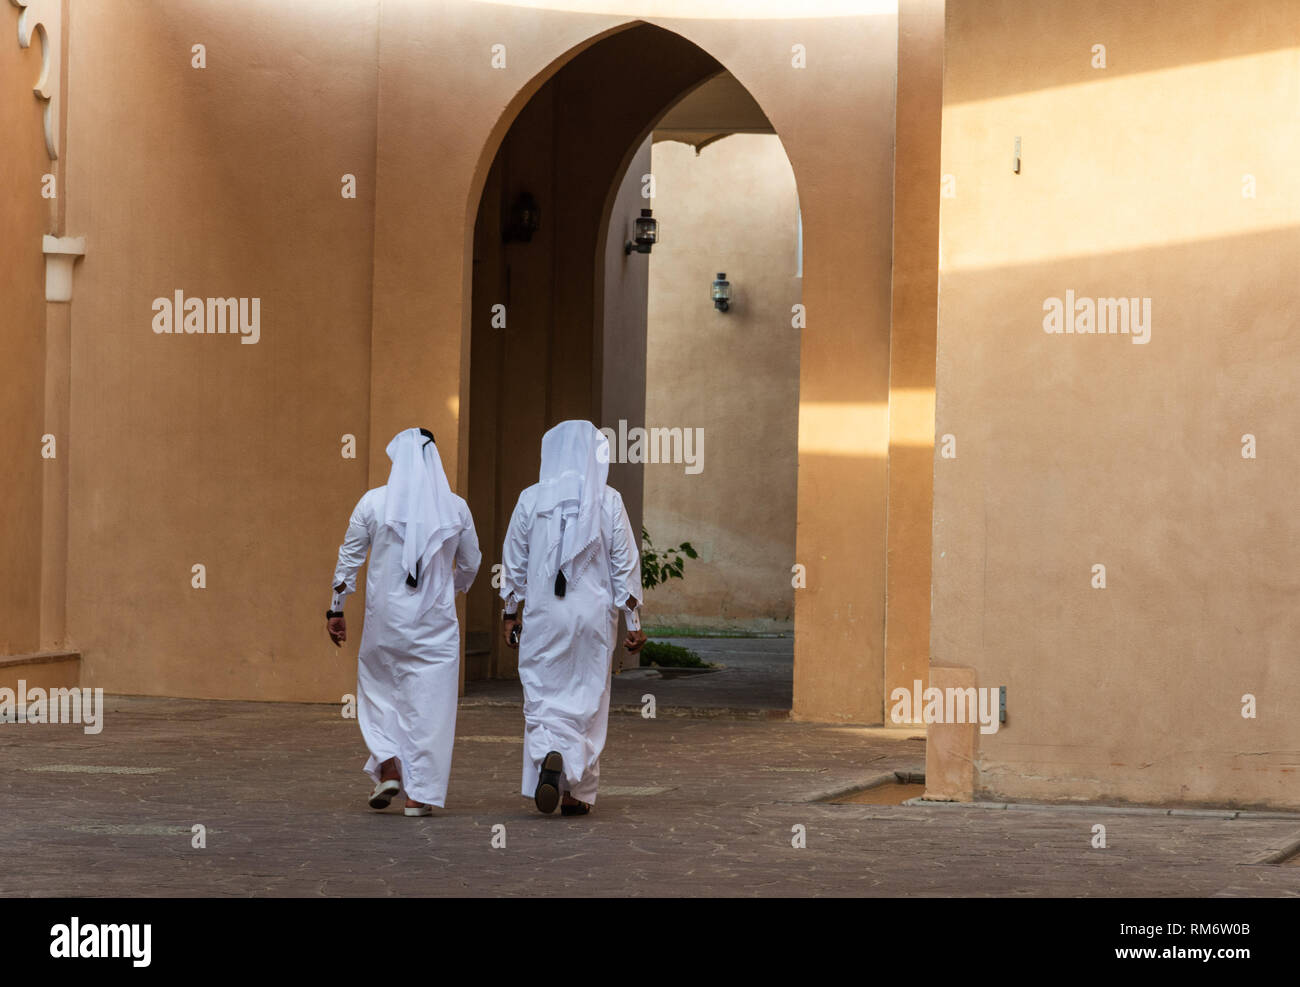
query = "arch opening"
xmin=459 ymin=24 xmax=802 ymax=714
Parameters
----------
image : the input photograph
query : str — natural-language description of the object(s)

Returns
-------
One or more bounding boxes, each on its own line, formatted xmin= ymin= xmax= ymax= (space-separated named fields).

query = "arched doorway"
xmin=460 ymin=24 xmax=801 ymax=709
xmin=609 ymin=96 xmax=801 ymax=707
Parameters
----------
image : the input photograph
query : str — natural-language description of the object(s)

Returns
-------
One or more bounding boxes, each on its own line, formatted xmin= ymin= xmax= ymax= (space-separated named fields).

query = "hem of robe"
xmin=518 ymin=659 xmax=613 ymax=808
xmin=356 ymin=641 xmax=459 ymax=811
xmin=520 ymin=740 xmax=602 ymax=805
xmin=519 ymin=783 xmax=600 ymax=806
xmin=363 ymin=754 xmax=448 ymax=809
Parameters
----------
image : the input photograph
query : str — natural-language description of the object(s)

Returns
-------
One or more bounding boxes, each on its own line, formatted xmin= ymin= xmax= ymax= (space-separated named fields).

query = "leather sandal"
xmin=560 ymin=796 xmax=591 ymax=817
xmin=535 ymin=750 xmax=563 ymax=814
xmin=369 ymin=778 xmax=400 ymax=809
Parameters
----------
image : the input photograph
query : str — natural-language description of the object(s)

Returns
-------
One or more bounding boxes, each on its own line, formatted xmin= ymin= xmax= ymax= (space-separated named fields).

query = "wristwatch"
xmin=326 ymin=610 xmax=344 ymax=619
xmin=502 ymin=609 xmax=518 ymax=622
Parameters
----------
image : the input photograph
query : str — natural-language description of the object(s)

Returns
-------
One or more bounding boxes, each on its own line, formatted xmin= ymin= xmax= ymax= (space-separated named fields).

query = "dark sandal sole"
xmin=369 ymin=779 xmax=401 ymax=809
xmin=535 ymin=751 xmax=563 ymax=814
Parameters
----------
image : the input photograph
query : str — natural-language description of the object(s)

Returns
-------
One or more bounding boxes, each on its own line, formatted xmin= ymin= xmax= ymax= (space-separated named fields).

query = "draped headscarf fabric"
xmin=382 ymin=428 xmax=461 ymax=593
xmin=534 ymin=420 xmax=610 ymax=589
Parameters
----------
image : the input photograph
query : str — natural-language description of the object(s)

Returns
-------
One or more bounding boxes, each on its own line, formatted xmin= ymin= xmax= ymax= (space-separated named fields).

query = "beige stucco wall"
xmin=885 ymin=0 xmax=944 ymax=718
xmin=641 ymin=134 xmax=800 ymax=633
xmin=601 ymin=134 xmax=653 ymax=671
xmin=0 ymin=2 xmax=51 ymax=661
xmin=931 ymin=0 xmax=1300 ymax=807
xmin=63 ymin=0 xmax=380 ymax=700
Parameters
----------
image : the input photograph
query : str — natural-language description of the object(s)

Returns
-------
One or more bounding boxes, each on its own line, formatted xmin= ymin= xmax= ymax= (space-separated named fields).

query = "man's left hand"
xmin=623 ymin=629 xmax=647 ymax=653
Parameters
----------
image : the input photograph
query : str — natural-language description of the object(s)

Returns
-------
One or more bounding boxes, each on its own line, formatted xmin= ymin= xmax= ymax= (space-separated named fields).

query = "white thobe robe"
xmin=333 ymin=486 xmax=480 ymax=807
xmin=501 ymin=484 xmax=641 ymax=804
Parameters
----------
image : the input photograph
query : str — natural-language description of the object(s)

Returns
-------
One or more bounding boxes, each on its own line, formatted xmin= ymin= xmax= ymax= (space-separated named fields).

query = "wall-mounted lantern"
xmin=503 ymin=191 xmax=541 ymax=243
xmin=711 ymin=272 xmax=731 ymax=312
xmin=624 ymin=208 xmax=658 ymax=254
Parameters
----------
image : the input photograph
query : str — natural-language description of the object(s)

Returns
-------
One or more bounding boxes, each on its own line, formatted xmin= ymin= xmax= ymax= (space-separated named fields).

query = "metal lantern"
xmin=503 ymin=191 xmax=540 ymax=243
xmin=711 ymin=272 xmax=731 ymax=312
xmin=625 ymin=208 xmax=659 ymax=254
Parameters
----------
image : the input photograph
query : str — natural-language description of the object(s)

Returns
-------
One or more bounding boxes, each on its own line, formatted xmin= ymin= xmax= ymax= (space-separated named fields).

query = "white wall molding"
xmin=10 ymin=0 xmax=61 ymax=159
xmin=43 ymin=235 xmax=84 ymax=302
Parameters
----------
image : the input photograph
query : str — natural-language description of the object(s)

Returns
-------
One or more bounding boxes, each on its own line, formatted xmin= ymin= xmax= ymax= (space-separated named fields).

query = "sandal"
xmin=560 ymin=795 xmax=591 ymax=817
xmin=535 ymin=750 xmax=563 ymax=814
xmin=368 ymin=778 xmax=400 ymax=809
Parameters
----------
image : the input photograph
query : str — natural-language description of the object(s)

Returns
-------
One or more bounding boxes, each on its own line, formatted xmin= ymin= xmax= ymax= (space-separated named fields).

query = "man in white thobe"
xmin=500 ymin=420 xmax=646 ymax=816
xmin=327 ymin=427 xmax=480 ymax=815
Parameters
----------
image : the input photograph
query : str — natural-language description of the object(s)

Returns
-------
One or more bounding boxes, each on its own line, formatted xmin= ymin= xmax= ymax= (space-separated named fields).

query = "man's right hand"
xmin=327 ymin=614 xmax=347 ymax=647
xmin=503 ymin=617 xmax=521 ymax=650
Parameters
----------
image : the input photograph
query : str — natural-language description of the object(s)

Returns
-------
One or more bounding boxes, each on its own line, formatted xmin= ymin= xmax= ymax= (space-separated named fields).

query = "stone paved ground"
xmin=2 ymin=696 xmax=1299 ymax=897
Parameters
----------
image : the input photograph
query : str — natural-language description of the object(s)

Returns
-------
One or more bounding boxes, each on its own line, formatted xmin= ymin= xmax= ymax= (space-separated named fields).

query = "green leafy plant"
xmin=641 ymin=527 xmax=698 ymax=591
xmin=639 ymin=640 xmax=711 ymax=669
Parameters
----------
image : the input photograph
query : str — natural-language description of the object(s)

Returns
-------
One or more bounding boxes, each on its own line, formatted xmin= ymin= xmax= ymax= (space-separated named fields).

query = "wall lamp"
xmin=624 ymin=208 xmax=658 ymax=254
xmin=711 ymin=272 xmax=731 ymax=312
xmin=503 ymin=191 xmax=541 ymax=243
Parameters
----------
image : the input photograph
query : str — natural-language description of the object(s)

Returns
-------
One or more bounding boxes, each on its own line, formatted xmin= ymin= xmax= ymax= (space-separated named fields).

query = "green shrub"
xmin=641 ymin=527 xmax=697 ymax=591
xmin=640 ymin=640 xmax=711 ymax=669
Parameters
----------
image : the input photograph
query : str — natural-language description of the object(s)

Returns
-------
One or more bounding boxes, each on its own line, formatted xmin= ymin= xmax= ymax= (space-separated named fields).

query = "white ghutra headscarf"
xmin=534 ymin=420 xmax=609 ymax=592
xmin=382 ymin=428 xmax=461 ymax=593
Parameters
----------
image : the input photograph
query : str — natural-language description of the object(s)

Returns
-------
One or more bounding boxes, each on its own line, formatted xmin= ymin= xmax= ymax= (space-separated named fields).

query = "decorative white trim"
xmin=43 ymin=235 xmax=84 ymax=302
xmin=10 ymin=0 xmax=60 ymax=160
